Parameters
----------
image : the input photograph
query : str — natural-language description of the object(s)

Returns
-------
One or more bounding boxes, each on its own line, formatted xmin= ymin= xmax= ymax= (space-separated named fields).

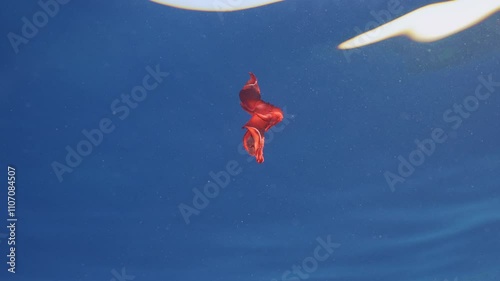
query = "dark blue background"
xmin=1 ymin=0 xmax=499 ymax=280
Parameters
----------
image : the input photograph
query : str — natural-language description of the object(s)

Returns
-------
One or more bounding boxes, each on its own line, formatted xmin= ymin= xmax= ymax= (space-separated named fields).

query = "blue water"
xmin=1 ymin=1 xmax=500 ymax=281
